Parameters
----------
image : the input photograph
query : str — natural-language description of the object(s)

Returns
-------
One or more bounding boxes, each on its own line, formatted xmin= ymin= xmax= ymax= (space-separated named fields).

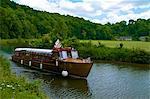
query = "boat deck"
xmin=63 ymin=58 xmax=90 ymax=63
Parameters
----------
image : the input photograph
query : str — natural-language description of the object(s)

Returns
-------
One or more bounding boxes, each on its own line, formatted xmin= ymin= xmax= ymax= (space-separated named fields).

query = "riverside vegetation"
xmin=0 ymin=56 xmax=48 ymax=99
xmin=0 ymin=38 xmax=150 ymax=64
xmin=78 ymin=41 xmax=150 ymax=64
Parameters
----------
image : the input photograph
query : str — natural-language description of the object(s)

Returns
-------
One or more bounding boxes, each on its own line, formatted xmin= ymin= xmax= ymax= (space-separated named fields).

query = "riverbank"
xmin=0 ymin=56 xmax=48 ymax=99
xmin=76 ymin=40 xmax=150 ymax=64
xmin=81 ymin=40 xmax=150 ymax=52
xmin=0 ymin=39 xmax=150 ymax=64
xmin=77 ymin=43 xmax=150 ymax=64
xmin=1 ymin=39 xmax=150 ymax=51
xmin=94 ymin=60 xmax=150 ymax=67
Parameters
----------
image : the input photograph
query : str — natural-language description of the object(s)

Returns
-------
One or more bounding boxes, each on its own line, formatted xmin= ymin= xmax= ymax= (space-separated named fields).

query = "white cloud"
xmin=95 ymin=10 xmax=102 ymax=16
xmin=100 ymin=10 xmax=150 ymax=24
xmin=13 ymin=0 xmax=150 ymax=24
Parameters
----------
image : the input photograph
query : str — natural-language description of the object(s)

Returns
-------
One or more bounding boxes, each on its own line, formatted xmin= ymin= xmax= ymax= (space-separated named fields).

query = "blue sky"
xmin=12 ymin=0 xmax=150 ymax=24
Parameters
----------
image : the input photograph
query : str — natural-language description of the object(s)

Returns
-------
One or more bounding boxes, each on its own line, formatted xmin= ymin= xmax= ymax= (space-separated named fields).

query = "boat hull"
xmin=12 ymin=55 xmax=93 ymax=78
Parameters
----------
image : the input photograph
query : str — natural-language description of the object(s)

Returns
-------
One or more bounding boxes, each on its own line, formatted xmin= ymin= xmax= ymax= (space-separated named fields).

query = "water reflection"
xmin=38 ymin=75 xmax=91 ymax=98
xmin=114 ymin=63 xmax=149 ymax=71
xmin=96 ymin=62 xmax=150 ymax=71
xmin=88 ymin=63 xmax=150 ymax=98
xmin=13 ymin=65 xmax=92 ymax=98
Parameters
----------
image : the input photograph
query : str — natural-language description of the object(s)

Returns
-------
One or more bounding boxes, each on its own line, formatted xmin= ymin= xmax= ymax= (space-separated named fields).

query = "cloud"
xmin=99 ymin=10 xmax=150 ymax=24
xmin=12 ymin=0 xmax=150 ymax=24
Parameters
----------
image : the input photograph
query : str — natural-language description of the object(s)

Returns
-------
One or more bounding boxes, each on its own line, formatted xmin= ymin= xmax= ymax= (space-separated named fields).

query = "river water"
xmin=0 ymin=50 xmax=150 ymax=99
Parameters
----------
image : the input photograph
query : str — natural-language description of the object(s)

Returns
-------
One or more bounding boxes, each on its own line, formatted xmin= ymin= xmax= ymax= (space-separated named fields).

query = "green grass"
xmin=0 ymin=56 xmax=48 ymax=99
xmin=1 ymin=39 xmax=149 ymax=52
xmin=80 ymin=40 xmax=150 ymax=52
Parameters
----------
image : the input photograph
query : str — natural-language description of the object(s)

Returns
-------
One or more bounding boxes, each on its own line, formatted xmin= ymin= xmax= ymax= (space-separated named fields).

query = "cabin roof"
xmin=15 ymin=48 xmax=52 ymax=54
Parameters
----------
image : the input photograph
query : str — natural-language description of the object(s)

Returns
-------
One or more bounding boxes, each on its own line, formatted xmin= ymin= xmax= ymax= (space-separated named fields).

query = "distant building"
xmin=139 ymin=36 xmax=150 ymax=41
xmin=115 ymin=36 xmax=132 ymax=41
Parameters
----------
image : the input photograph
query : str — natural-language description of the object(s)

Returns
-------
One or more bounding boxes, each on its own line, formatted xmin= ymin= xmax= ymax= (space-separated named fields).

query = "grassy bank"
xmin=1 ymin=39 xmax=150 ymax=51
xmin=0 ymin=56 xmax=47 ymax=99
xmin=77 ymin=43 xmax=150 ymax=64
xmin=81 ymin=40 xmax=150 ymax=52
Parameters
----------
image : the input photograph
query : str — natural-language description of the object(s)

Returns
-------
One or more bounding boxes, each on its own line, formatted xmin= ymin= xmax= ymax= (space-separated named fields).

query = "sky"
xmin=12 ymin=0 xmax=150 ymax=24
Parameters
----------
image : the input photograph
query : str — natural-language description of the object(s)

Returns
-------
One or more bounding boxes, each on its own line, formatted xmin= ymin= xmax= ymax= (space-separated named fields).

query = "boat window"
xmin=26 ymin=53 xmax=30 ymax=56
xmin=48 ymin=54 xmax=51 ymax=57
xmin=52 ymin=53 xmax=59 ymax=59
xmin=60 ymin=51 xmax=68 ymax=59
xmin=68 ymin=52 xmax=71 ymax=58
xmin=15 ymin=52 xmax=19 ymax=56
xmin=59 ymin=52 xmax=62 ymax=59
xmin=71 ymin=51 xmax=79 ymax=59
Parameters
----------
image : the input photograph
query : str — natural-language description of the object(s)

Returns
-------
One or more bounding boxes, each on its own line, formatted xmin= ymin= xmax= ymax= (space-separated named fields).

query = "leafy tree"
xmin=0 ymin=0 xmax=150 ymax=41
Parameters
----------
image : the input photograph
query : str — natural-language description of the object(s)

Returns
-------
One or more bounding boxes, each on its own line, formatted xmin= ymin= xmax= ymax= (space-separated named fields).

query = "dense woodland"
xmin=0 ymin=0 xmax=150 ymax=40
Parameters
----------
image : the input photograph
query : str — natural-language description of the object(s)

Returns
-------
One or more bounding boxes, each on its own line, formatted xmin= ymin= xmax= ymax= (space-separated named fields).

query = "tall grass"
xmin=0 ymin=56 xmax=48 ymax=99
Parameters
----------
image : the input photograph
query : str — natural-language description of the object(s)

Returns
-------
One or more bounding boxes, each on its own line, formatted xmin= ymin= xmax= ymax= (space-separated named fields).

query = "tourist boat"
xmin=12 ymin=40 xmax=93 ymax=78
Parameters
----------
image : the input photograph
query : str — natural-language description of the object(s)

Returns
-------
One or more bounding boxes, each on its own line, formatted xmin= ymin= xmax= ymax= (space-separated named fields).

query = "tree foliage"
xmin=0 ymin=0 xmax=150 ymax=40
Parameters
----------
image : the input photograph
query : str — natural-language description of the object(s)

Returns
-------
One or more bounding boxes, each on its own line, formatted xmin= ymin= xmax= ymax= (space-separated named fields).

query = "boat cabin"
xmin=53 ymin=47 xmax=79 ymax=60
xmin=14 ymin=47 xmax=80 ymax=62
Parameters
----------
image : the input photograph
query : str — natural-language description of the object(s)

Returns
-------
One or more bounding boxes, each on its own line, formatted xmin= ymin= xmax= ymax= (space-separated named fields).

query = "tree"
xmin=0 ymin=0 xmax=149 ymax=40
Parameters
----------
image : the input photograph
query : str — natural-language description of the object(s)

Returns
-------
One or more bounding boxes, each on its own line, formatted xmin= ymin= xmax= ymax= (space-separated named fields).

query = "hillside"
xmin=0 ymin=0 xmax=150 ymax=40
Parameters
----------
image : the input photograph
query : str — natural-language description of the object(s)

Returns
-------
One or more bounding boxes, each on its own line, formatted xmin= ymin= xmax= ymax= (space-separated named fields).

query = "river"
xmin=0 ymin=50 xmax=150 ymax=99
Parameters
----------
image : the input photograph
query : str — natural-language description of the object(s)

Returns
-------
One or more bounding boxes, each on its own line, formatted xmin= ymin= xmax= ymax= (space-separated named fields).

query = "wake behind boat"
xmin=12 ymin=39 xmax=93 ymax=78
